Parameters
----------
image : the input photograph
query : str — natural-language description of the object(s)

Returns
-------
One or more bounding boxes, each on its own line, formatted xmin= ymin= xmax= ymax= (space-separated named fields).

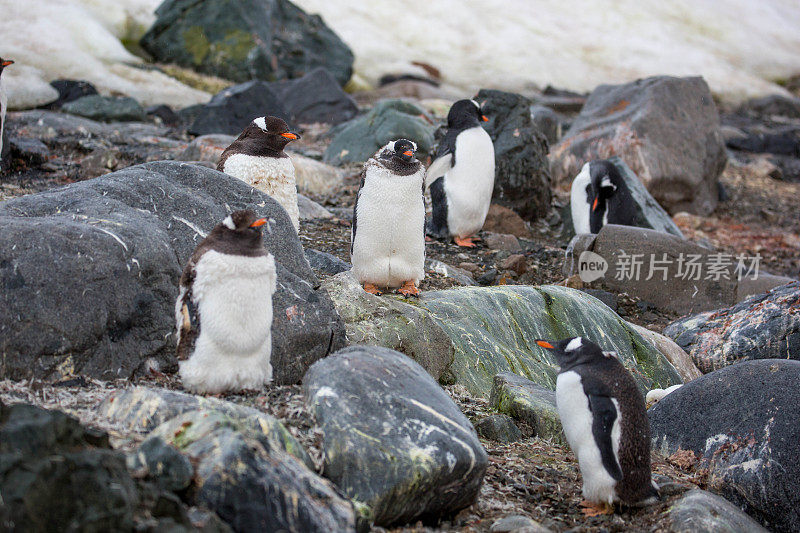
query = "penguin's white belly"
xmin=0 ymin=87 xmax=6 ymax=161
xmin=223 ymin=153 xmax=299 ymax=232
xmin=180 ymin=250 xmax=277 ymax=394
xmin=571 ymin=163 xmax=592 ymax=234
xmin=444 ymin=127 xmax=495 ymax=237
xmin=556 ymin=371 xmax=620 ymax=504
xmin=351 ymin=169 xmax=425 ymax=287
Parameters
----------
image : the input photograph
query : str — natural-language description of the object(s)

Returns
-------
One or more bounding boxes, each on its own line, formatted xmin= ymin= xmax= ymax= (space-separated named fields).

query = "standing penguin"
xmin=535 ymin=336 xmax=658 ymax=515
xmin=570 ymin=159 xmax=636 ymax=235
xmin=426 ymin=99 xmax=494 ymax=247
xmin=176 ymin=209 xmax=277 ymax=394
xmin=351 ymin=139 xmax=425 ymax=297
xmin=0 ymin=58 xmax=14 ymax=162
xmin=218 ymin=116 xmax=301 ymax=232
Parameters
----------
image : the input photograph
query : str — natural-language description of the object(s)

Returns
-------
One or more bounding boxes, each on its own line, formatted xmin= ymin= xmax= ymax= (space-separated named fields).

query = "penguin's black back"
xmin=588 ymin=160 xmax=638 ymax=233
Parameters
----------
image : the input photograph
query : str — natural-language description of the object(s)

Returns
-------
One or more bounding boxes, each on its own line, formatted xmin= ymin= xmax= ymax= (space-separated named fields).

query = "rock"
xmin=477 ymin=89 xmax=552 ymax=221
xmin=128 ymin=436 xmax=194 ymax=492
xmin=482 ymin=204 xmax=532 ymax=239
xmin=61 ymin=95 xmax=147 ymax=122
xmin=530 ymin=105 xmax=561 ymax=145
xmin=305 ymin=249 xmax=350 ymax=276
xmin=737 ymin=94 xmax=800 ymax=120
xmin=580 ymin=288 xmax=618 ymax=312
xmin=303 ymin=345 xmax=488 ymax=526
xmin=324 ymin=99 xmax=436 ymax=165
xmin=291 ymin=152 xmax=345 ymax=195
xmin=43 ymin=79 xmax=98 ymax=109
xmin=491 ymin=515 xmax=552 ymax=533
xmin=474 ymin=414 xmax=522 ymax=443
xmin=321 ymin=272 xmax=454 ymax=381
xmin=178 ymin=134 xmax=236 ymax=163
xmin=146 ymin=104 xmax=181 ymax=127
xmin=476 ymin=268 xmax=498 ymax=286
xmin=649 ymin=360 xmax=800 ymax=532
xmin=726 ymin=126 xmax=800 ymax=157
xmin=0 ymin=161 xmax=344 ymax=382
xmin=268 ymin=67 xmax=358 ymax=125
xmin=371 ymin=79 xmax=449 ymax=101
xmin=484 ymin=232 xmax=522 ymax=251
xmin=737 ymin=272 xmax=796 ymax=301
xmin=550 ymin=76 xmax=727 ymax=216
xmin=628 ymin=323 xmax=701 ymax=382
xmin=141 ymin=0 xmax=354 ymax=86
xmin=669 ymin=489 xmax=769 ymax=533
xmin=663 ymin=282 xmax=800 ymax=373
xmin=425 ymin=258 xmax=476 ymax=286
xmin=489 ymin=373 xmax=563 ymax=442
xmin=499 ymin=254 xmax=527 ymax=275
xmin=150 ymin=409 xmax=356 ymax=532
xmin=98 ymin=386 xmax=312 ymax=468
xmin=9 ymin=136 xmax=50 ymax=165
xmin=188 ymin=81 xmax=292 ymax=136
xmin=297 ymin=193 xmax=333 ymax=220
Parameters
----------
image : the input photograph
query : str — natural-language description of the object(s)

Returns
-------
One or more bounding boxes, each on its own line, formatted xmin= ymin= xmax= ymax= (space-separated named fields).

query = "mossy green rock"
xmin=141 ymin=0 xmax=354 ymax=85
xmin=489 ymin=372 xmax=564 ymax=443
xmin=323 ymin=99 xmax=436 ymax=165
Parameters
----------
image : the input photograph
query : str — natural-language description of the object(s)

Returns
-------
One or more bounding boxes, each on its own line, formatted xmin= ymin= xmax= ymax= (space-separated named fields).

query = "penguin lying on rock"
xmin=351 ymin=139 xmax=425 ymax=297
xmin=176 ymin=210 xmax=277 ymax=394
xmin=536 ymin=336 xmax=659 ymax=515
xmin=426 ymin=99 xmax=495 ymax=247
xmin=570 ymin=159 xmax=636 ymax=235
xmin=218 ymin=116 xmax=301 ymax=232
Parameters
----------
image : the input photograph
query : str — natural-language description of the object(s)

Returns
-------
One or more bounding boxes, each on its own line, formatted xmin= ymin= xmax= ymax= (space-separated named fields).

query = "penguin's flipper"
xmin=587 ymin=394 xmax=623 ymax=481
xmin=425 ymin=153 xmax=453 ymax=188
xmin=176 ymin=265 xmax=200 ymax=361
xmin=351 ymin=167 xmax=366 ymax=256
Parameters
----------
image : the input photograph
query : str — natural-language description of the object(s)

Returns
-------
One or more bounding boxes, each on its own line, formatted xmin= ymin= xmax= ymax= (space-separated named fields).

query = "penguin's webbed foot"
xmin=454 ymin=235 xmax=477 ymax=248
xmin=579 ymin=500 xmax=615 ymax=517
xmin=397 ymin=281 xmax=420 ymax=298
xmin=363 ymin=283 xmax=383 ymax=296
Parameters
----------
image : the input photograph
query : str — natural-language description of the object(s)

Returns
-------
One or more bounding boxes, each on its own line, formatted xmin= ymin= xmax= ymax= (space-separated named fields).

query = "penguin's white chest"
xmin=0 ymin=85 xmax=7 ymax=161
xmin=222 ymin=153 xmax=299 ymax=231
xmin=180 ymin=250 xmax=277 ymax=394
xmin=556 ymin=371 xmax=621 ymax=504
xmin=571 ymin=162 xmax=594 ymax=234
xmin=444 ymin=127 xmax=495 ymax=237
xmin=351 ymin=166 xmax=425 ymax=287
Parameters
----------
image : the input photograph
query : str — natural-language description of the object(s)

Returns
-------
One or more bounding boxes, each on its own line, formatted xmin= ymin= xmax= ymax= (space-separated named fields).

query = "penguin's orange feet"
xmin=580 ymin=500 xmax=614 ymax=517
xmin=397 ymin=281 xmax=420 ymax=298
xmin=363 ymin=283 xmax=383 ymax=296
xmin=454 ymin=235 xmax=477 ymax=248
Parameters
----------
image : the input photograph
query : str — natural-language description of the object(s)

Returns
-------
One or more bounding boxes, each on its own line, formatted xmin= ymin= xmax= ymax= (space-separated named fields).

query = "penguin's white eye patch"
xmin=600 ymin=176 xmax=617 ymax=190
xmin=253 ymin=117 xmax=267 ymax=131
xmin=565 ymin=337 xmax=583 ymax=351
xmin=470 ymin=99 xmax=480 ymax=109
xmin=410 ymin=141 xmax=418 ymax=151
xmin=386 ymin=140 xmax=396 ymax=152
xmin=222 ymin=215 xmax=235 ymax=229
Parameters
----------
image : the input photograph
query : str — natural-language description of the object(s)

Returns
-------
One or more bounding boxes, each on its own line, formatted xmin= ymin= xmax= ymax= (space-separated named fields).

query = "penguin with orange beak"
xmin=570 ymin=159 xmax=636 ymax=234
xmin=218 ymin=116 xmax=302 ymax=232
xmin=0 ymin=58 xmax=14 ymax=163
xmin=176 ymin=209 xmax=277 ymax=394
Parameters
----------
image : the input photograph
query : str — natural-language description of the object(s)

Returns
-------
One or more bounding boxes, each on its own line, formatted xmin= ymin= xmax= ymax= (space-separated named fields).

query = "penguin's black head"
xmin=221 ymin=209 xmax=268 ymax=237
xmin=535 ymin=336 xmax=606 ymax=371
xmin=242 ymin=116 xmax=300 ymax=153
xmin=585 ymin=160 xmax=620 ymax=227
xmin=447 ymin=99 xmax=489 ymax=129
xmin=392 ymin=138 xmax=417 ymax=162
xmin=0 ymin=58 xmax=13 ymax=76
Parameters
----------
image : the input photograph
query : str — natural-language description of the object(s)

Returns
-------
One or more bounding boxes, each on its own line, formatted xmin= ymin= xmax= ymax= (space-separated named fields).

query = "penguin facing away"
xmin=218 ymin=116 xmax=301 ymax=232
xmin=535 ymin=336 xmax=658 ymax=515
xmin=176 ymin=209 xmax=277 ymax=394
xmin=351 ymin=139 xmax=425 ymax=297
xmin=0 ymin=58 xmax=14 ymax=162
xmin=571 ymin=159 xmax=637 ymax=235
xmin=426 ymin=99 xmax=495 ymax=247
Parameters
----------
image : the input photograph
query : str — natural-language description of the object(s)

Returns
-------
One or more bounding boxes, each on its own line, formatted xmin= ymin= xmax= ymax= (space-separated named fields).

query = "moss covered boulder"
xmin=489 ymin=372 xmax=564 ymax=443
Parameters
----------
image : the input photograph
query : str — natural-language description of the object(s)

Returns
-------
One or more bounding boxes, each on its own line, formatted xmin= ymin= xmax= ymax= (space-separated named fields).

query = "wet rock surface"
xmin=668 ymin=489 xmax=769 ymax=533
xmin=489 ymin=373 xmax=563 ymax=443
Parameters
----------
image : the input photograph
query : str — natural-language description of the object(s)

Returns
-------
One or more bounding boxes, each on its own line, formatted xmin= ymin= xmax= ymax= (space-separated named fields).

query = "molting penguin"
xmin=218 ymin=116 xmax=301 ymax=232
xmin=351 ymin=139 xmax=425 ymax=297
xmin=571 ymin=159 xmax=637 ymax=234
xmin=0 ymin=58 xmax=14 ymax=162
xmin=426 ymin=99 xmax=495 ymax=247
xmin=176 ymin=209 xmax=277 ymax=394
xmin=536 ymin=336 xmax=658 ymax=515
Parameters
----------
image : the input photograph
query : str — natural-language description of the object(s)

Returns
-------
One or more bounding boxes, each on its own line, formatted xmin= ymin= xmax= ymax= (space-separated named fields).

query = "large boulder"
xmin=664 ymin=282 xmax=800 ymax=373
xmin=303 ymin=345 xmax=488 ymax=526
xmin=649 ymin=360 xmax=800 ymax=532
xmin=268 ymin=67 xmax=358 ymax=125
xmin=324 ymin=99 xmax=436 ymax=165
xmin=0 ymin=161 xmax=345 ymax=382
xmin=188 ymin=81 xmax=292 ymax=136
xmin=489 ymin=372 xmax=564 ymax=443
xmin=141 ymin=0 xmax=354 ymax=86
xmin=61 ymin=95 xmax=147 ymax=122
xmin=476 ymin=89 xmax=551 ymax=222
xmin=550 ymin=76 xmax=727 ymax=216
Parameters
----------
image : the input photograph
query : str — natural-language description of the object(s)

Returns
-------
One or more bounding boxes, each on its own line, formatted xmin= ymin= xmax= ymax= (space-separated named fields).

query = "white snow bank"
xmin=294 ymin=0 xmax=800 ymax=101
xmin=0 ymin=0 xmax=209 ymax=110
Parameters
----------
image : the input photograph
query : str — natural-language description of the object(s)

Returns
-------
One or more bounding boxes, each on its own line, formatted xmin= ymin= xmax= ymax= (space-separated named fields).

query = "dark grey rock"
xmin=324 ymin=99 xmax=436 ymax=165
xmin=551 ymin=76 xmax=727 ymax=216
xmin=129 ymin=436 xmax=194 ymax=492
xmin=44 ymin=79 xmax=99 ymax=109
xmin=489 ymin=373 xmax=563 ymax=443
xmin=305 ymin=248 xmax=350 ymax=275
xmin=669 ymin=489 xmax=769 ymax=533
xmin=188 ymin=81 xmax=292 ymax=136
xmin=736 ymin=94 xmax=800 ymax=120
xmin=477 ymin=268 xmax=498 ymax=285
xmin=474 ymin=414 xmax=522 ymax=443
xmin=425 ymin=258 xmax=476 ymax=286
xmin=477 ymin=89 xmax=551 ymax=222
xmin=9 ymin=136 xmax=50 ymax=165
xmin=269 ymin=67 xmax=358 ymax=125
xmin=0 ymin=161 xmax=344 ymax=382
xmin=649 ymin=360 xmax=800 ymax=532
xmin=147 ymin=104 xmax=181 ymax=127
xmin=726 ymin=126 xmax=800 ymax=157
xmin=580 ymin=289 xmax=618 ymax=312
xmin=530 ymin=105 xmax=561 ymax=145
xmin=141 ymin=0 xmax=354 ymax=86
xmin=664 ymin=282 xmax=800 ymax=373
xmin=61 ymin=95 xmax=147 ymax=122
xmin=303 ymin=345 xmax=488 ymax=526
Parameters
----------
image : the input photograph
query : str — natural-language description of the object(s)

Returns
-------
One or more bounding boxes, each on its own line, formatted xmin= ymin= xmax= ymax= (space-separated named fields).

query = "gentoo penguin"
xmin=0 ymin=58 xmax=14 ymax=162
xmin=351 ymin=139 xmax=425 ymax=297
xmin=218 ymin=116 xmax=301 ymax=232
xmin=426 ymin=99 xmax=494 ymax=247
xmin=536 ymin=336 xmax=658 ymax=515
xmin=176 ymin=209 xmax=277 ymax=394
xmin=571 ymin=159 xmax=636 ymax=234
